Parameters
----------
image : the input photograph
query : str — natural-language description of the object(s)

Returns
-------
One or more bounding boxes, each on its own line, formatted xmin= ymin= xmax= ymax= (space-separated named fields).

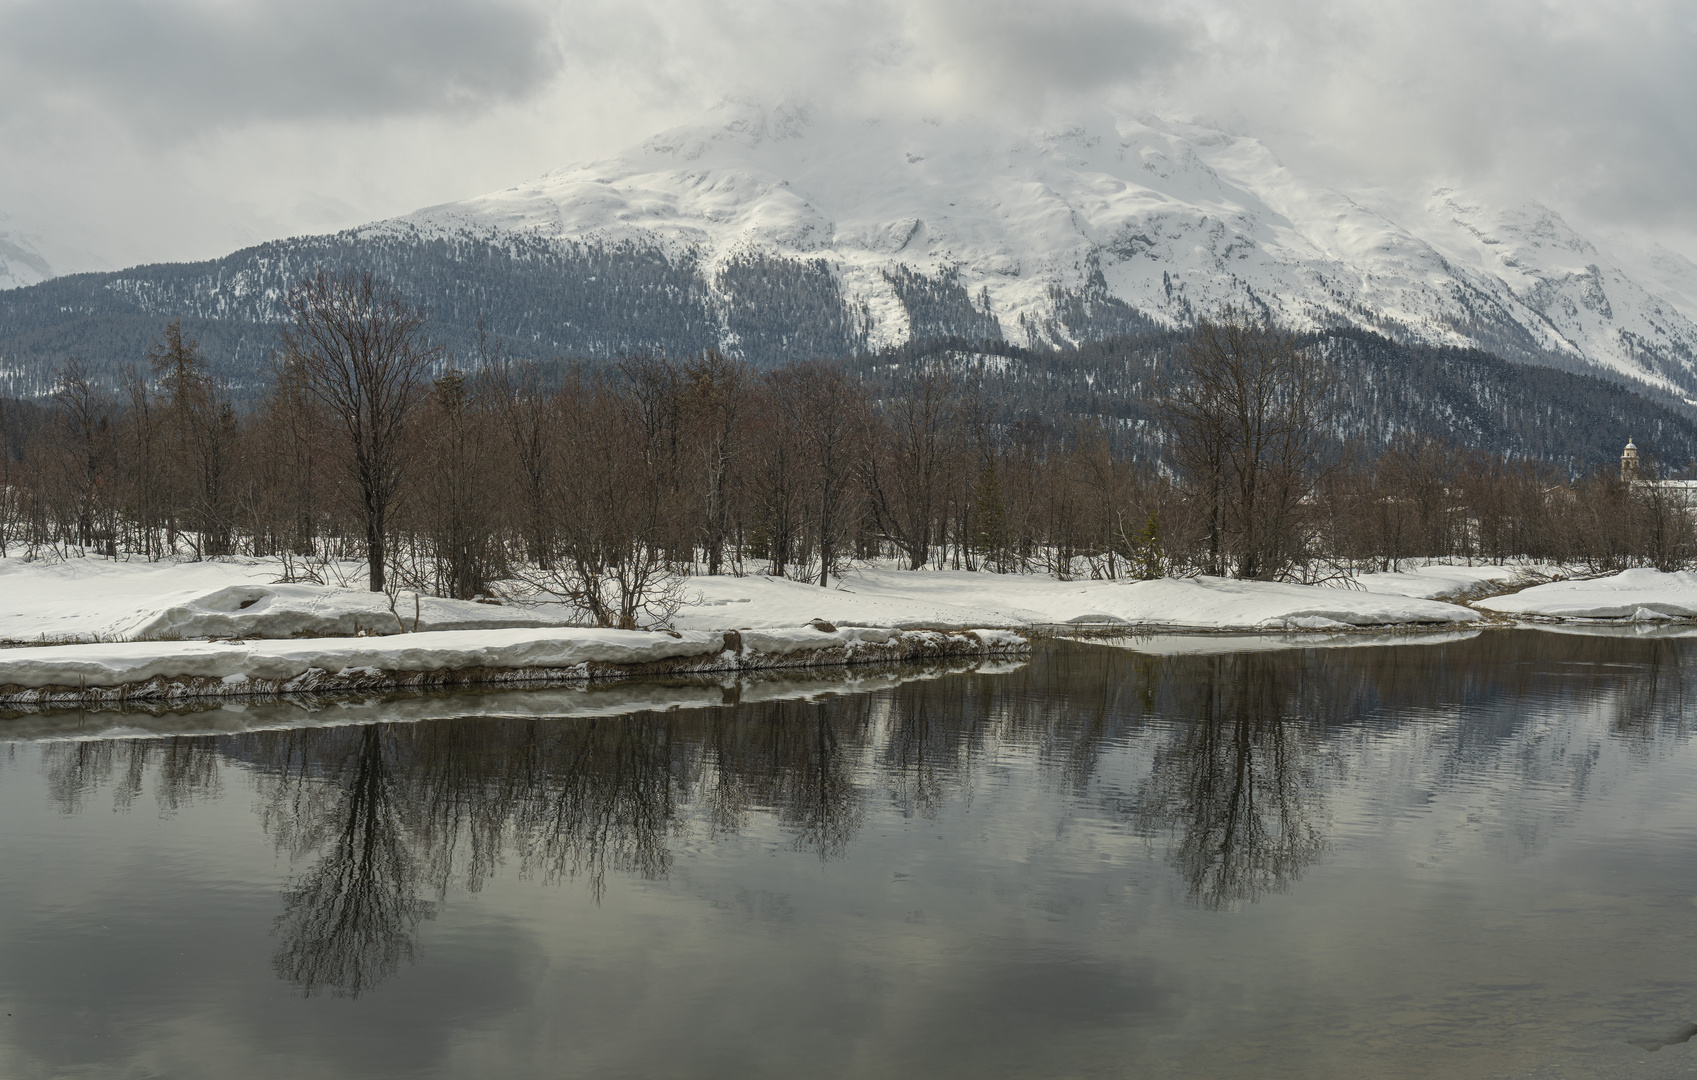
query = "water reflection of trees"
xmin=1132 ymin=654 xmax=1330 ymax=909
xmin=41 ymin=735 xmax=222 ymax=815
xmin=268 ymin=725 xmax=434 ymax=998
xmin=245 ymin=696 xmax=878 ymax=994
xmin=36 ymin=630 xmax=1697 ymax=995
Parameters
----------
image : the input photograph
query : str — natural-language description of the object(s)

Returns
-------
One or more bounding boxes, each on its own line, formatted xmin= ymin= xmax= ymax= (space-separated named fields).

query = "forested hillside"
xmin=0 ymin=229 xmax=889 ymax=391
xmin=2 ymin=221 xmax=1691 ymax=476
xmin=0 ymin=227 xmax=1189 ymax=396
xmin=851 ymin=330 xmax=1697 ymax=474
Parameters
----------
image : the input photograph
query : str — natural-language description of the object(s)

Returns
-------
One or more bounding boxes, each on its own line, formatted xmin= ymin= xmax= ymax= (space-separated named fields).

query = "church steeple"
xmin=1622 ymin=438 xmax=1640 ymax=482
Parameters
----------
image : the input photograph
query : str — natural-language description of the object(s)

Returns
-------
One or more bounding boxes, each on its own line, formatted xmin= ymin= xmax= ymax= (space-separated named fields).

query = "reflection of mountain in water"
xmin=36 ymin=631 xmax=1697 ymax=997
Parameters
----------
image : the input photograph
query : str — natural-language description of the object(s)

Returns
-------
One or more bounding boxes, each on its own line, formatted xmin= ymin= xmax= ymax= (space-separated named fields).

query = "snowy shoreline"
xmin=0 ymin=553 xmax=1524 ymax=713
xmin=0 ymin=654 xmax=1023 ymax=738
xmin=0 ymin=555 xmax=1497 ymax=645
xmin=1474 ymin=568 xmax=1697 ymax=623
xmin=12 ymin=553 xmax=1674 ymax=711
xmin=0 ymin=624 xmax=1028 ymax=708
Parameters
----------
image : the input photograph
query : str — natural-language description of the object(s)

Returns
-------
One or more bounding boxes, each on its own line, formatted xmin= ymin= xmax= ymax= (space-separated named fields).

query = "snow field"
xmin=1 ymin=555 xmax=1488 ymax=648
xmin=1342 ymin=562 xmax=1548 ymax=600
xmin=702 ymin=567 xmax=1484 ymax=631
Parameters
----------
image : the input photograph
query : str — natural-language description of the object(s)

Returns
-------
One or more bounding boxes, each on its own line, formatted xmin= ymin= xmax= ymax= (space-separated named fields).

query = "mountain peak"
xmin=384 ymin=108 xmax=1697 ymax=394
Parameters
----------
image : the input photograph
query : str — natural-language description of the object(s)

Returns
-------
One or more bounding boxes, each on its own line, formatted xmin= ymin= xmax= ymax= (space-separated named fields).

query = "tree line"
xmin=3 ymin=270 xmax=1694 ymax=627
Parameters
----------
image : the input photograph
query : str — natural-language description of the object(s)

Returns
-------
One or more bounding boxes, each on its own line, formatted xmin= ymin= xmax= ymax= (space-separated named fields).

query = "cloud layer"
xmin=0 ymin=0 xmax=559 ymax=127
xmin=2 ymin=0 xmax=1693 ymax=271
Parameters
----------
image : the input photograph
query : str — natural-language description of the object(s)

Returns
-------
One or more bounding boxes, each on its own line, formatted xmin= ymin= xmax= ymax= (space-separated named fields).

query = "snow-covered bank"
xmin=0 ymin=623 xmax=1027 ymax=707
xmin=683 ymin=569 xmax=1481 ymax=631
xmin=1476 ymin=569 xmax=1697 ymax=622
xmin=1345 ymin=563 xmax=1548 ymax=601
xmin=1 ymin=555 xmax=1485 ymax=645
xmin=1 ymin=655 xmax=1024 ymax=741
xmin=0 ymin=558 xmax=571 ymax=643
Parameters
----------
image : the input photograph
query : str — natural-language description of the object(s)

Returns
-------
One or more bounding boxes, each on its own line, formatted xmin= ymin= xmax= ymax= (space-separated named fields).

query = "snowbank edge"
xmin=0 ymin=625 xmax=1030 ymax=707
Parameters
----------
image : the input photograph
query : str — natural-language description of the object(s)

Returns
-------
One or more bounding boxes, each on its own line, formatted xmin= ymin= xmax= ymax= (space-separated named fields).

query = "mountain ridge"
xmin=3 ymin=101 xmax=1696 ymax=408
xmin=376 ymin=101 xmax=1697 ymax=396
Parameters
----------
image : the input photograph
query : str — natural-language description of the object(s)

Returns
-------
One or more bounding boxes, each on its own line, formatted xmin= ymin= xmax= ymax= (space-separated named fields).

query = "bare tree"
xmin=792 ymin=361 xmax=866 ymax=587
xmin=483 ymin=335 xmax=555 ymax=566
xmin=149 ymin=322 xmax=237 ymax=557
xmin=862 ymin=363 xmax=960 ymax=570
xmin=680 ymin=350 xmax=750 ymax=577
xmin=50 ymin=359 xmax=115 ymax=556
xmin=279 ymin=270 xmax=442 ymax=592
xmin=751 ymin=372 xmax=805 ymax=577
xmin=417 ymin=368 xmax=497 ymax=599
xmin=518 ymin=373 xmax=687 ymax=629
xmin=118 ymin=365 xmax=166 ymax=559
xmin=1164 ymin=314 xmax=1334 ymax=581
xmin=257 ymin=354 xmax=332 ymax=562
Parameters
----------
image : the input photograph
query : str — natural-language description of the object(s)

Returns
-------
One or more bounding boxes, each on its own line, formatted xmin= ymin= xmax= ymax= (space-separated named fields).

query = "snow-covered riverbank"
xmin=0 ymin=554 xmax=1578 ymax=707
xmin=0 ymin=557 xmax=577 ymax=643
xmin=1476 ymin=568 xmax=1697 ymax=622
xmin=0 ymin=624 xmax=1027 ymax=707
xmin=1 ymin=655 xmax=1021 ymax=739
xmin=1 ymin=555 xmax=1495 ymax=645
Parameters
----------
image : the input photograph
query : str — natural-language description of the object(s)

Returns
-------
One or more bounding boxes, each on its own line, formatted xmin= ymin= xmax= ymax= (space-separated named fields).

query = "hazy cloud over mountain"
xmin=0 ymin=0 xmax=560 ymax=128
xmin=2 ymin=0 xmax=1693 ymax=272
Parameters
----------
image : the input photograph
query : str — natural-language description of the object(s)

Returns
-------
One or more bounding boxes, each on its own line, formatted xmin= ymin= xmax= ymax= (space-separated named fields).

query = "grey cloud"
xmin=1056 ymin=0 xmax=1694 ymax=234
xmin=543 ymin=0 xmax=1187 ymax=119
xmin=0 ymin=0 xmax=563 ymax=130
xmin=4 ymin=0 xmax=1697 ymax=270
xmin=916 ymin=0 xmax=1188 ymax=91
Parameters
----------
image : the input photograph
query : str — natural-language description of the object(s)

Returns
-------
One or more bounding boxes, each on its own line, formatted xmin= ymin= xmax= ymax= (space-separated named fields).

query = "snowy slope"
xmin=389 ymin=101 xmax=1697 ymax=395
xmin=0 ymin=210 xmax=53 ymax=290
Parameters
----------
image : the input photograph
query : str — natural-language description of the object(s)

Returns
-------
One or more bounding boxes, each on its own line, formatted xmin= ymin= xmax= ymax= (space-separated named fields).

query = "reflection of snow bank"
xmin=2 ymin=653 xmax=1021 ymax=741
xmin=0 ymin=624 xmax=1028 ymax=706
xmin=1067 ymin=628 xmax=1483 ymax=657
xmin=1476 ymin=569 xmax=1697 ymax=621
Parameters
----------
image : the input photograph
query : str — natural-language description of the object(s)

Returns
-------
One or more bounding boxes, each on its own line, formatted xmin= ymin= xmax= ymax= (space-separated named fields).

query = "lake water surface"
xmin=7 ymin=631 xmax=1697 ymax=1078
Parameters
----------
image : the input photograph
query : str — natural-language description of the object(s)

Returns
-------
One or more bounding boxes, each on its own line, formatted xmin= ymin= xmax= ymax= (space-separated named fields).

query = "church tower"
xmin=1622 ymin=438 xmax=1640 ymax=482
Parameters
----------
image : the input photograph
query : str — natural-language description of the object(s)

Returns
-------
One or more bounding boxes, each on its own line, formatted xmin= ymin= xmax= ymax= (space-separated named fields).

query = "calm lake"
xmin=7 ymin=630 xmax=1697 ymax=1079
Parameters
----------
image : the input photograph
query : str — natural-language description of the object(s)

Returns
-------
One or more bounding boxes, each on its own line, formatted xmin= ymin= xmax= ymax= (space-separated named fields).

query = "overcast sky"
xmin=2 ymin=0 xmax=1694 ymax=272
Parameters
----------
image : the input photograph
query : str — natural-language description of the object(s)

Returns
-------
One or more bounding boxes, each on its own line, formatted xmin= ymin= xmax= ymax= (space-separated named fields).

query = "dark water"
xmin=8 ymin=631 xmax=1697 ymax=1079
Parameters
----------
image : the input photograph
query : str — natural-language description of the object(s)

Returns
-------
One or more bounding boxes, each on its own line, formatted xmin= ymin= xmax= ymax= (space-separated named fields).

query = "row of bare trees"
xmin=3 ymin=274 xmax=1695 ymax=627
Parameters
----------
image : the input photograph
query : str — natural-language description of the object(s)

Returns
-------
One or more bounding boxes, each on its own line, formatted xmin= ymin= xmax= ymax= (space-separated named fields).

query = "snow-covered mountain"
xmin=7 ymin=99 xmax=1697 ymax=411
xmin=0 ymin=212 xmax=54 ymax=290
xmin=387 ymin=101 xmax=1697 ymax=398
